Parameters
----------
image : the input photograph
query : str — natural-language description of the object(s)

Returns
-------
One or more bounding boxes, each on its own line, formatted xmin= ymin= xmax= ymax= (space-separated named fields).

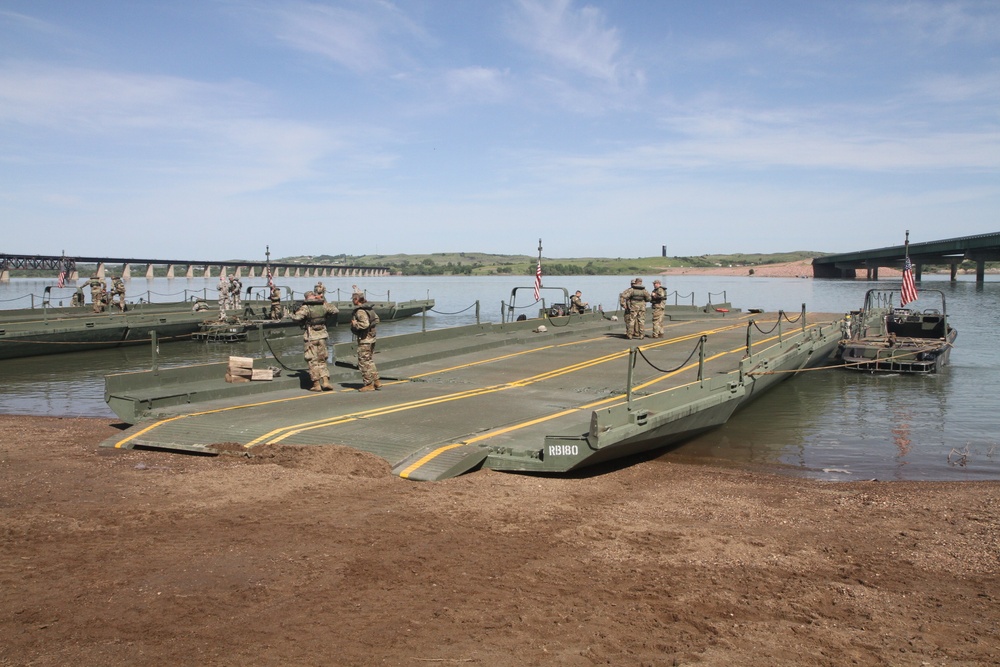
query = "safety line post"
xmin=626 ymin=347 xmax=636 ymax=409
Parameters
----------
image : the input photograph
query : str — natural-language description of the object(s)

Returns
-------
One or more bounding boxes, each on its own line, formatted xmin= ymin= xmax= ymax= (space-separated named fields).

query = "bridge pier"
xmin=185 ymin=265 xmax=195 ymax=278
xmin=204 ymin=265 xmax=212 ymax=278
xmin=122 ymin=264 xmax=131 ymax=280
xmin=0 ymin=269 xmax=8 ymax=283
xmin=96 ymin=263 xmax=106 ymax=279
xmin=977 ymin=260 xmax=985 ymax=282
xmin=166 ymin=264 xmax=175 ymax=279
xmin=146 ymin=263 xmax=155 ymax=279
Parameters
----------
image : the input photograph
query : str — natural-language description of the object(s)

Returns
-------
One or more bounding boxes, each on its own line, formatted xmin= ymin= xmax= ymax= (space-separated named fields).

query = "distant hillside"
xmin=281 ymin=251 xmax=829 ymax=276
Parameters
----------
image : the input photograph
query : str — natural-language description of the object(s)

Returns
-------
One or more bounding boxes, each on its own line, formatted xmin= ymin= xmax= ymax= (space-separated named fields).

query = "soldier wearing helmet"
xmin=290 ymin=291 xmax=339 ymax=391
xmin=618 ymin=278 xmax=651 ymax=339
xmin=649 ymin=279 xmax=667 ymax=338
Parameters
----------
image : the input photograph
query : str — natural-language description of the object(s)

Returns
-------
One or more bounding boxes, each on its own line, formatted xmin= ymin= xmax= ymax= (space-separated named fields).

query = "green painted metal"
xmin=101 ymin=303 xmax=845 ymax=482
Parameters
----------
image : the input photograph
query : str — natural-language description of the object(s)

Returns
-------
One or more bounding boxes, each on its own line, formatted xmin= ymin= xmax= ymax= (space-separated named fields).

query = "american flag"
xmin=901 ymin=256 xmax=918 ymax=306
xmin=57 ymin=270 xmax=65 ymax=288
xmin=266 ymin=267 xmax=274 ymax=289
xmin=533 ymin=259 xmax=542 ymax=301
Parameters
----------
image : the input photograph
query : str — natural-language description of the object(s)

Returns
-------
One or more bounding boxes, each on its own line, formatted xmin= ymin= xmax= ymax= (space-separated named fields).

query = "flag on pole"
xmin=57 ymin=270 xmax=65 ymax=288
xmin=901 ymin=256 xmax=918 ymax=306
xmin=533 ymin=259 xmax=542 ymax=301
xmin=266 ymin=267 xmax=274 ymax=289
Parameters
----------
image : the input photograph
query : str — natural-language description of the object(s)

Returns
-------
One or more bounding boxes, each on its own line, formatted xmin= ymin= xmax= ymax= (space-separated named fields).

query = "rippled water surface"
xmin=2 ymin=273 xmax=998 ymax=481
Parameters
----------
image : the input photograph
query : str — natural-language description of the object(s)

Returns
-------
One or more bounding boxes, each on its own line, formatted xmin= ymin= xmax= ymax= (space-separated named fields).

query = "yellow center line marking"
xmin=114 ymin=317 xmax=753 ymax=450
xmin=257 ymin=323 xmax=746 ymax=444
xmin=399 ymin=321 xmax=834 ymax=475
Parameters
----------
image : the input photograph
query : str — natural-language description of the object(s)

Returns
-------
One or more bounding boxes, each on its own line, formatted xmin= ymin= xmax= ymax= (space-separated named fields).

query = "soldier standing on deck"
xmin=111 ymin=274 xmax=126 ymax=311
xmin=649 ymin=279 xmax=667 ymax=338
xmin=89 ymin=273 xmax=104 ymax=313
xmin=269 ymin=285 xmax=283 ymax=320
xmin=229 ymin=275 xmax=243 ymax=311
xmin=314 ymin=281 xmax=326 ymax=302
xmin=618 ymin=278 xmax=650 ymax=339
xmin=351 ymin=293 xmax=381 ymax=392
xmin=290 ymin=291 xmax=339 ymax=392
xmin=217 ymin=274 xmax=229 ymax=319
xmin=570 ymin=290 xmax=588 ymax=314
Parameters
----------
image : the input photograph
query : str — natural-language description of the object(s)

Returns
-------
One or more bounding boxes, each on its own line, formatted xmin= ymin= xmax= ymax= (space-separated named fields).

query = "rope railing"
xmin=708 ymin=290 xmax=727 ymax=303
xmin=429 ymin=302 xmax=478 ymax=315
xmin=634 ymin=336 xmax=705 ymax=375
xmin=669 ymin=291 xmax=695 ymax=306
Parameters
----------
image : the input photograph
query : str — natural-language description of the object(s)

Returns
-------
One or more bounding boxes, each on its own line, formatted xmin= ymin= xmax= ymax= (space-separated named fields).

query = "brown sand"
xmin=1 ymin=414 xmax=997 ymax=666
xmin=657 ymin=259 xmax=868 ymax=279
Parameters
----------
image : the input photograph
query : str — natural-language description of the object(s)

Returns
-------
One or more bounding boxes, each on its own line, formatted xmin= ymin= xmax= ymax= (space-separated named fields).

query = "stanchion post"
xmin=476 ymin=300 xmax=480 ymax=326
xmin=421 ymin=306 xmax=427 ymax=332
xmin=746 ymin=321 xmax=754 ymax=360
xmin=626 ymin=347 xmax=635 ymax=409
xmin=151 ymin=330 xmax=159 ymax=371
xmin=698 ymin=335 xmax=706 ymax=384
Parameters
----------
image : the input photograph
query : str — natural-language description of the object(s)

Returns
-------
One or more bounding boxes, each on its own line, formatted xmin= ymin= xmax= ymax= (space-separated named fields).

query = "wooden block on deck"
xmin=225 ymin=372 xmax=251 ymax=384
xmin=250 ymin=368 xmax=273 ymax=381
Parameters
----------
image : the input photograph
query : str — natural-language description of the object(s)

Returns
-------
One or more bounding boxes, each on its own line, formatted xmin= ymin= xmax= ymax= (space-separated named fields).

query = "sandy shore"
xmin=2 ymin=414 xmax=998 ymax=666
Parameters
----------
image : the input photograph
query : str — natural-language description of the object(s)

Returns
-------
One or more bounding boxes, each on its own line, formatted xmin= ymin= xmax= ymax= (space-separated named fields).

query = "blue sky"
xmin=2 ymin=1 xmax=998 ymax=261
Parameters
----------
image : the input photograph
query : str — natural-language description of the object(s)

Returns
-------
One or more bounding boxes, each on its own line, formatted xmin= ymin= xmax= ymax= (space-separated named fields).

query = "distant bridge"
xmin=0 ymin=253 xmax=391 ymax=283
xmin=812 ymin=232 xmax=1000 ymax=283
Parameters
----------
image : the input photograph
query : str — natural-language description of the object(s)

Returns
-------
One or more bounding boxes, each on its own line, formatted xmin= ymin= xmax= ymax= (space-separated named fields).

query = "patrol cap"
xmin=631 ymin=278 xmax=643 ymax=287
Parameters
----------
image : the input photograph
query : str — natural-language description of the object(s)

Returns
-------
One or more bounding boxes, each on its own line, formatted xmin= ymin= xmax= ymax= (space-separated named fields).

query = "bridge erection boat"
xmin=101 ymin=301 xmax=847 ymax=481
xmin=836 ymin=288 xmax=957 ymax=373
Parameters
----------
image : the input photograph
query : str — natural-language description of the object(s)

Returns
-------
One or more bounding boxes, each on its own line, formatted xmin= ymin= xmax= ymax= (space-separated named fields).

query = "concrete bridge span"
xmin=0 ymin=254 xmax=392 ymax=283
xmin=812 ymin=232 xmax=1000 ymax=283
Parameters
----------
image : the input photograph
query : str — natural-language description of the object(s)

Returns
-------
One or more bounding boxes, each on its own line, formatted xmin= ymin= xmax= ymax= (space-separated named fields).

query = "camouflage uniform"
xmin=290 ymin=293 xmax=339 ymax=391
xmin=229 ymin=276 xmax=242 ymax=311
xmin=269 ymin=286 xmax=283 ymax=320
xmin=619 ymin=279 xmax=650 ymax=339
xmin=89 ymin=274 xmax=104 ymax=313
xmin=111 ymin=276 xmax=126 ymax=311
xmin=314 ymin=282 xmax=326 ymax=302
xmin=351 ymin=297 xmax=381 ymax=391
xmin=217 ymin=276 xmax=229 ymax=319
xmin=570 ymin=291 xmax=588 ymax=314
xmin=649 ymin=281 xmax=667 ymax=338
xmin=71 ymin=287 xmax=85 ymax=308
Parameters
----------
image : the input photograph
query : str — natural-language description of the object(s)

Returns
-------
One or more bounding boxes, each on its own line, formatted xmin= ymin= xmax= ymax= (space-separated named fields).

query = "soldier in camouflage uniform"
xmin=570 ymin=290 xmax=588 ymax=314
xmin=618 ymin=278 xmax=650 ymax=339
xmin=89 ymin=273 xmax=105 ymax=313
xmin=290 ymin=291 xmax=339 ymax=391
xmin=229 ymin=275 xmax=243 ymax=311
xmin=111 ymin=274 xmax=126 ymax=311
xmin=269 ymin=285 xmax=283 ymax=320
xmin=351 ymin=293 xmax=381 ymax=391
xmin=217 ymin=274 xmax=229 ymax=319
xmin=649 ymin=279 xmax=667 ymax=338
xmin=314 ymin=281 xmax=326 ymax=302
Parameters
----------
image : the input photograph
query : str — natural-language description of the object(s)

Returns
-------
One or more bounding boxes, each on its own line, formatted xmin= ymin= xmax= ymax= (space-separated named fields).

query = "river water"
xmin=2 ymin=273 xmax=997 ymax=482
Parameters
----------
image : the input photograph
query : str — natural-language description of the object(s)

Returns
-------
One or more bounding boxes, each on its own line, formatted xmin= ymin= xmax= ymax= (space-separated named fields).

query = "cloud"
xmin=263 ymin=0 xmax=429 ymax=73
xmin=508 ymin=0 xmax=642 ymax=87
xmin=873 ymin=1 xmax=1000 ymax=45
xmin=443 ymin=66 xmax=511 ymax=103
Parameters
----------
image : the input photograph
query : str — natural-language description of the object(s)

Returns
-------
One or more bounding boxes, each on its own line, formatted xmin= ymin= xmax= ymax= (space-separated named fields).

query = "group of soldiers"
xmin=216 ymin=275 xmax=244 ymax=318
xmin=289 ymin=282 xmax=381 ymax=393
xmin=75 ymin=273 xmax=127 ymax=313
xmin=617 ymin=277 xmax=667 ymax=339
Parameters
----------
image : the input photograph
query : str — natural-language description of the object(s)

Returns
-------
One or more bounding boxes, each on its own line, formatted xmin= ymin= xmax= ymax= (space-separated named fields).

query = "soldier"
xmin=111 ymin=274 xmax=126 ymax=311
xmin=88 ymin=273 xmax=104 ymax=313
xmin=570 ymin=290 xmax=588 ymax=314
xmin=351 ymin=293 xmax=381 ymax=392
xmin=217 ymin=275 xmax=229 ymax=319
xmin=618 ymin=278 xmax=650 ymax=339
xmin=290 ymin=291 xmax=339 ymax=392
xmin=229 ymin=275 xmax=243 ymax=311
xmin=314 ymin=281 xmax=326 ymax=302
xmin=71 ymin=286 xmax=85 ymax=308
xmin=649 ymin=279 xmax=667 ymax=338
xmin=269 ymin=285 xmax=283 ymax=320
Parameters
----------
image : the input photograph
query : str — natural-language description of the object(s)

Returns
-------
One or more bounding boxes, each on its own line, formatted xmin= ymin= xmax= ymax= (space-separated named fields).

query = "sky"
xmin=1 ymin=0 xmax=998 ymax=261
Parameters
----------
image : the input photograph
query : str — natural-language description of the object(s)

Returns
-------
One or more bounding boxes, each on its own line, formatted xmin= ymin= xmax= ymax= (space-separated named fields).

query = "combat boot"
xmin=320 ymin=377 xmax=334 ymax=391
xmin=373 ymin=379 xmax=382 ymax=390
xmin=309 ymin=381 xmax=323 ymax=392
xmin=358 ymin=384 xmax=375 ymax=392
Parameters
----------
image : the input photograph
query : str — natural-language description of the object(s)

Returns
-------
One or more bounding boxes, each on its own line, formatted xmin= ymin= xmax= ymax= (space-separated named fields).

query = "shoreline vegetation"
xmin=7 ymin=251 xmax=997 ymax=279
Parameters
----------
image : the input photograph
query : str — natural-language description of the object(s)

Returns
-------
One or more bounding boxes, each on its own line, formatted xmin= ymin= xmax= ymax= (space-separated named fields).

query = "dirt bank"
xmin=2 ymin=414 xmax=998 ymax=666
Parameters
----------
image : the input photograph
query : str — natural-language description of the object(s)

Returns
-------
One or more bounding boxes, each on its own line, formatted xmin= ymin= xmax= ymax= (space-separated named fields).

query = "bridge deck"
xmin=102 ymin=311 xmax=844 ymax=479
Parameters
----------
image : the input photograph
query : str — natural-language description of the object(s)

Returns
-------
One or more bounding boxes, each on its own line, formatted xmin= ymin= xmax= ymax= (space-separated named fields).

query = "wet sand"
xmin=2 ymin=414 xmax=997 ymax=666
